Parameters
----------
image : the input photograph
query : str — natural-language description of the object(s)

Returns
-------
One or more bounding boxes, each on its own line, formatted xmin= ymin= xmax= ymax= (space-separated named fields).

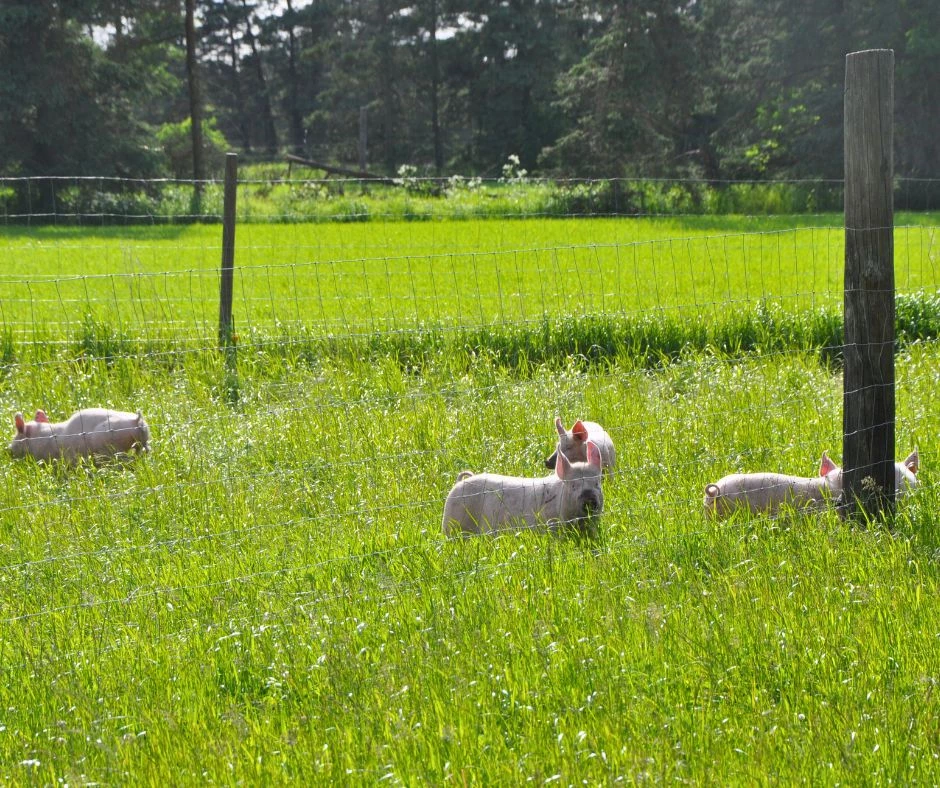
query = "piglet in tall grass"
xmin=704 ymin=450 xmax=920 ymax=518
xmin=9 ymin=408 xmax=151 ymax=463
xmin=545 ymin=417 xmax=616 ymax=478
xmin=829 ymin=450 xmax=919 ymax=505
xmin=703 ymin=451 xmax=841 ymax=518
xmin=887 ymin=450 xmax=920 ymax=494
xmin=444 ymin=441 xmax=604 ymax=536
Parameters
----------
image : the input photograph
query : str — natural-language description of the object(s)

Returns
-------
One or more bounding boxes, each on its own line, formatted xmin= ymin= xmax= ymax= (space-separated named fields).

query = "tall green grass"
xmin=6 ymin=292 xmax=940 ymax=377
xmin=2 ymin=217 xmax=940 ymax=782
xmin=1 ymin=344 xmax=939 ymax=782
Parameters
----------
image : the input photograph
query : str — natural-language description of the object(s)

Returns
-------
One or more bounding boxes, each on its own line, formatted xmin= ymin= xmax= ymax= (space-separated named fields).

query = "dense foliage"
xmin=0 ymin=0 xmax=938 ymax=188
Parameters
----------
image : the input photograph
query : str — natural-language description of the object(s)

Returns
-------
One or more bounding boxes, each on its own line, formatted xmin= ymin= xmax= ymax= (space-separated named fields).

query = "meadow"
xmin=1 ymin=213 xmax=940 ymax=782
xmin=1 ymin=213 xmax=937 ymax=347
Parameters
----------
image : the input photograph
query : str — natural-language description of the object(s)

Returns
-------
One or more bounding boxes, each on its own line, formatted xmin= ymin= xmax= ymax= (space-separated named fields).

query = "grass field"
xmin=2 ymin=215 xmax=940 ymax=782
xmin=0 ymin=214 xmax=937 ymax=351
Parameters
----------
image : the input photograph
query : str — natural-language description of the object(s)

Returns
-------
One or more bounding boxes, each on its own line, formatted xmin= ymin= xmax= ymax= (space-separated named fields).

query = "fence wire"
xmin=0 ymin=183 xmax=938 ymax=667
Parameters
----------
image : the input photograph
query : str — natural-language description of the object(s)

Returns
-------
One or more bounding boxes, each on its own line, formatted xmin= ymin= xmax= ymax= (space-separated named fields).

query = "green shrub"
xmin=156 ymin=117 xmax=231 ymax=180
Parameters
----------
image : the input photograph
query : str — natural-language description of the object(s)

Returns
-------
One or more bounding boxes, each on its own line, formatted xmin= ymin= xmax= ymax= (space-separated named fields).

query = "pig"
xmin=704 ymin=450 xmax=920 ymax=518
xmin=828 ymin=450 xmax=919 ymax=504
xmin=443 ymin=441 xmax=604 ymax=536
xmin=703 ymin=451 xmax=842 ymax=518
xmin=9 ymin=408 xmax=151 ymax=463
xmin=545 ymin=417 xmax=616 ymax=478
xmin=890 ymin=449 xmax=920 ymax=494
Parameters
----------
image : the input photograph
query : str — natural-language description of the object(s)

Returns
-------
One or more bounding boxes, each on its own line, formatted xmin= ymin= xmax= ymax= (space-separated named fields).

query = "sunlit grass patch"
xmin=1 ymin=216 xmax=940 ymax=781
xmin=0 ymin=342 xmax=939 ymax=780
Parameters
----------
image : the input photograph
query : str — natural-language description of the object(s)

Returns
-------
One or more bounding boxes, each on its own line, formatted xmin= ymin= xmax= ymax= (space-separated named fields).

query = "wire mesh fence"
xmin=4 ymin=174 xmax=940 ymax=781
xmin=1 ymin=175 xmax=939 ymax=727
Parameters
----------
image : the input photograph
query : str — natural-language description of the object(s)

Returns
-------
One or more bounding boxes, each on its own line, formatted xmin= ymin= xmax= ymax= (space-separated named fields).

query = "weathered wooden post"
xmin=219 ymin=152 xmax=237 ymax=348
xmin=842 ymin=49 xmax=895 ymax=517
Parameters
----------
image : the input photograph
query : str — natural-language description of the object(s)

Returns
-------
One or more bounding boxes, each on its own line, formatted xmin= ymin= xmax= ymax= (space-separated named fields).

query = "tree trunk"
xmin=240 ymin=0 xmax=279 ymax=156
xmin=285 ymin=0 xmax=306 ymax=154
xmin=224 ymin=1 xmax=252 ymax=152
xmin=184 ymin=0 xmax=205 ymax=205
xmin=377 ymin=0 xmax=395 ymax=174
xmin=429 ymin=0 xmax=443 ymax=173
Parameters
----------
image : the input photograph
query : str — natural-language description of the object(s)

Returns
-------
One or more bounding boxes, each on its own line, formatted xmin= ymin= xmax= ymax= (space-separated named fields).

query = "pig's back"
xmin=64 ymin=408 xmax=138 ymax=432
xmin=709 ymin=472 xmax=828 ymax=516
xmin=583 ymin=423 xmax=615 ymax=474
xmin=443 ymin=473 xmax=544 ymax=535
xmin=62 ymin=409 xmax=148 ymax=455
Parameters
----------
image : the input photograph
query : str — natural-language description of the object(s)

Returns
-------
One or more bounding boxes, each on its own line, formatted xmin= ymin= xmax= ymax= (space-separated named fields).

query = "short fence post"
xmin=842 ymin=49 xmax=895 ymax=518
xmin=219 ymin=152 xmax=237 ymax=348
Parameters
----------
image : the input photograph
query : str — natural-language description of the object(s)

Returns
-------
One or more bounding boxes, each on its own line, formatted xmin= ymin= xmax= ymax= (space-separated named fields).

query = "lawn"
xmin=0 ymin=215 xmax=937 ymax=346
xmin=1 ymin=215 xmax=940 ymax=782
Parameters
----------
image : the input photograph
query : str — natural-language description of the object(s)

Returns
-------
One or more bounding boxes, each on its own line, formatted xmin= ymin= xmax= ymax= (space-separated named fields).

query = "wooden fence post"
xmin=219 ymin=152 xmax=237 ymax=348
xmin=842 ymin=49 xmax=895 ymax=517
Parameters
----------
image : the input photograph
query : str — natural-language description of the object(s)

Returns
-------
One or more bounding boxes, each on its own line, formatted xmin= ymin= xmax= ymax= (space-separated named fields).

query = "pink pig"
xmin=444 ymin=442 xmax=604 ymax=536
xmin=704 ymin=450 xmax=920 ymax=518
xmin=703 ymin=451 xmax=842 ymax=518
xmin=545 ymin=417 xmax=616 ymax=478
xmin=9 ymin=408 xmax=151 ymax=463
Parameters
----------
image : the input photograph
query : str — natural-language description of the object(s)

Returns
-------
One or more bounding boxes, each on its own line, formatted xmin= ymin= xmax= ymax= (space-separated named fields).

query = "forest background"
xmin=1 ymin=0 xmax=938 ymax=199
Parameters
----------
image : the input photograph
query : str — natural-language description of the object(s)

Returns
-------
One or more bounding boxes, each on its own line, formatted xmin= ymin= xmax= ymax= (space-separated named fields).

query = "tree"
xmin=544 ymin=1 xmax=704 ymax=177
xmin=426 ymin=0 xmax=443 ymax=173
xmin=255 ymin=0 xmax=338 ymax=159
xmin=702 ymin=0 xmax=922 ymax=181
xmin=238 ymin=0 xmax=279 ymax=155
xmin=282 ymin=0 xmax=306 ymax=154
xmin=300 ymin=0 xmax=411 ymax=173
xmin=201 ymin=0 xmax=253 ymax=151
xmin=0 ymin=1 xmax=167 ymax=177
xmin=184 ymin=0 xmax=206 ymax=201
xmin=3 ymin=0 xmax=940 ymax=185
xmin=895 ymin=0 xmax=940 ymax=181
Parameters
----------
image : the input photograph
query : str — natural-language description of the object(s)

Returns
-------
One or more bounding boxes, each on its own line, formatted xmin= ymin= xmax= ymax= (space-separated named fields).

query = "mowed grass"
xmin=1 ymin=215 xmax=937 ymax=344
xmin=1 ymin=216 xmax=940 ymax=782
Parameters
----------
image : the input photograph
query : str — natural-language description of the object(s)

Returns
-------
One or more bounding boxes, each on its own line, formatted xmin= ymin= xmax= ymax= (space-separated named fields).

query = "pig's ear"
xmin=555 ymin=417 xmax=566 ymax=437
xmin=572 ymin=420 xmax=589 ymax=442
xmin=555 ymin=445 xmax=572 ymax=480
xmin=34 ymin=409 xmax=49 ymax=423
xmin=14 ymin=413 xmax=25 ymax=434
xmin=819 ymin=451 xmax=837 ymax=476
xmin=904 ymin=449 xmax=919 ymax=475
xmin=586 ymin=440 xmax=602 ymax=469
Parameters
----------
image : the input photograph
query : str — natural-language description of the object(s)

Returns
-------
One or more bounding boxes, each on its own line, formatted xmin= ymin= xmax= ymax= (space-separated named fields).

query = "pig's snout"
xmin=578 ymin=490 xmax=602 ymax=517
xmin=545 ymin=450 xmax=558 ymax=470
